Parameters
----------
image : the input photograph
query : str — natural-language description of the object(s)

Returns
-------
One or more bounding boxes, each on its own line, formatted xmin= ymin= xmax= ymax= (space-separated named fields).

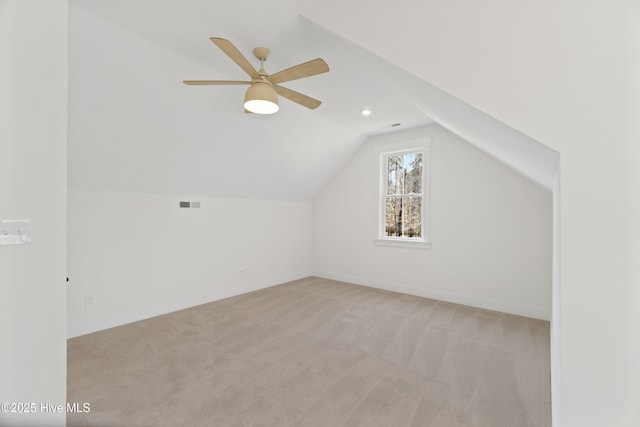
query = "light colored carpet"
xmin=67 ymin=277 xmax=551 ymax=426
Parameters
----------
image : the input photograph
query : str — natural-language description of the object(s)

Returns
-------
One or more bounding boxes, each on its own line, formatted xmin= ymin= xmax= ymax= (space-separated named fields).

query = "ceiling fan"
xmin=183 ymin=37 xmax=329 ymax=114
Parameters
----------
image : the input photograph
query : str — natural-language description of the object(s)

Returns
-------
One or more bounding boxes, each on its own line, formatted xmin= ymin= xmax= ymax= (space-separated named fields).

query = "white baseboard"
xmin=67 ymin=272 xmax=311 ymax=339
xmin=313 ymin=271 xmax=550 ymax=321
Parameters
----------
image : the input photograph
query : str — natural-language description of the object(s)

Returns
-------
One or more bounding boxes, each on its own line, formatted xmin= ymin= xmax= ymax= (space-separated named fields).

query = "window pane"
xmin=385 ymin=196 xmax=422 ymax=238
xmin=385 ymin=197 xmax=402 ymax=237
xmin=381 ymin=146 xmax=427 ymax=242
xmin=386 ymin=156 xmax=404 ymax=195
xmin=404 ymin=153 xmax=422 ymax=194
xmin=404 ymin=196 xmax=422 ymax=238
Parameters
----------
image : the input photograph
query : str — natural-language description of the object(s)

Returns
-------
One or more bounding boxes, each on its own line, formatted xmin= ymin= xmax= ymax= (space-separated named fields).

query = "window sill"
xmin=373 ymin=238 xmax=431 ymax=249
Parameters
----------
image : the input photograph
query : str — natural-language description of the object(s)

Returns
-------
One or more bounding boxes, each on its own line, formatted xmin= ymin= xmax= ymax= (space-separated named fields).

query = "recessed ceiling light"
xmin=361 ymin=108 xmax=372 ymax=117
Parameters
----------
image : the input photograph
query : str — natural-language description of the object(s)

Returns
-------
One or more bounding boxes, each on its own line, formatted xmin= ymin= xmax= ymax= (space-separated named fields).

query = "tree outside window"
xmin=384 ymin=151 xmax=423 ymax=239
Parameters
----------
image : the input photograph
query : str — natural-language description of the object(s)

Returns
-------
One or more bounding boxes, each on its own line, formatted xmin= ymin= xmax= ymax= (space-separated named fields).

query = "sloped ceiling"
xmin=68 ymin=0 xmax=557 ymax=201
xmin=297 ymin=0 xmax=564 ymax=186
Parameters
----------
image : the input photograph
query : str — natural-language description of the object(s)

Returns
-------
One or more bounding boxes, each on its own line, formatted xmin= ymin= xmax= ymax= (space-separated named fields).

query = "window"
xmin=376 ymin=140 xmax=431 ymax=248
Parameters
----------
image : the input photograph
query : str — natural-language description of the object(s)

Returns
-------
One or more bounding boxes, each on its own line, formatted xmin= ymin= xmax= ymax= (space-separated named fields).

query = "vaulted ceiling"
xmin=68 ymin=0 xmax=558 ymax=200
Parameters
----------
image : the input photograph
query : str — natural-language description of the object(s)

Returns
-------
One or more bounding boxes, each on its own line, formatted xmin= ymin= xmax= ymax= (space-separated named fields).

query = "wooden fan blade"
xmin=183 ymin=80 xmax=250 ymax=85
xmin=274 ymin=85 xmax=322 ymax=110
xmin=210 ymin=37 xmax=260 ymax=80
xmin=268 ymin=58 xmax=329 ymax=85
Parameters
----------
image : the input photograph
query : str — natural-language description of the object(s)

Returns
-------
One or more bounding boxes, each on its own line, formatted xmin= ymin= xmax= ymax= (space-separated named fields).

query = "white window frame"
xmin=374 ymin=138 xmax=431 ymax=249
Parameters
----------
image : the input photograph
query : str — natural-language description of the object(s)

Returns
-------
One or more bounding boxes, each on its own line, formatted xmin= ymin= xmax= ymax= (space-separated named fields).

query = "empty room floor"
xmin=67 ymin=277 xmax=551 ymax=426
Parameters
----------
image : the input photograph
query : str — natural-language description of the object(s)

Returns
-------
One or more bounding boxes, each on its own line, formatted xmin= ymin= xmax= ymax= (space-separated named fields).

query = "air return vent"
xmin=179 ymin=201 xmax=201 ymax=209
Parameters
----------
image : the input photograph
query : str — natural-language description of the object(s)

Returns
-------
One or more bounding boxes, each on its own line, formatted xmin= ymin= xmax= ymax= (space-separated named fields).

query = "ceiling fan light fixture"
xmin=244 ymin=81 xmax=279 ymax=114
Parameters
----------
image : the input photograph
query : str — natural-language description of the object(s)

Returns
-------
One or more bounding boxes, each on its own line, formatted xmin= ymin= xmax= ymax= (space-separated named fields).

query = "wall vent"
xmin=179 ymin=201 xmax=201 ymax=209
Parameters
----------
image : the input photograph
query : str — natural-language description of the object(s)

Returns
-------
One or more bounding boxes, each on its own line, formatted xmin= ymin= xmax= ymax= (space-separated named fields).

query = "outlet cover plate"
xmin=0 ymin=220 xmax=32 ymax=246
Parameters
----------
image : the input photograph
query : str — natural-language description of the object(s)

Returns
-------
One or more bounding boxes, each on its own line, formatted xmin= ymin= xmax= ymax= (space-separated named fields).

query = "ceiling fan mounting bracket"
xmin=253 ymin=47 xmax=270 ymax=62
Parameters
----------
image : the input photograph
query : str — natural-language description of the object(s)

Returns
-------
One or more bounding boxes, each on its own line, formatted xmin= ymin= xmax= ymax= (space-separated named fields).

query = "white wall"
xmin=0 ymin=1 xmax=68 ymax=426
xmin=67 ymin=189 xmax=312 ymax=337
xmin=66 ymin=5 xmax=314 ymax=338
xmin=300 ymin=1 xmax=640 ymax=425
xmin=313 ymin=124 xmax=552 ymax=319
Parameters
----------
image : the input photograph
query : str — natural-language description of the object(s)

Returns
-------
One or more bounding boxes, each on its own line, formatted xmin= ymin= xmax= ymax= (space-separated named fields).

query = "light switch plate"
xmin=0 ymin=220 xmax=32 ymax=246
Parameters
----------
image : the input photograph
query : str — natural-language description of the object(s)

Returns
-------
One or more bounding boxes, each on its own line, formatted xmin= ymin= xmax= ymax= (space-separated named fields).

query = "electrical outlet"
xmin=84 ymin=296 xmax=95 ymax=308
xmin=0 ymin=219 xmax=31 ymax=246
